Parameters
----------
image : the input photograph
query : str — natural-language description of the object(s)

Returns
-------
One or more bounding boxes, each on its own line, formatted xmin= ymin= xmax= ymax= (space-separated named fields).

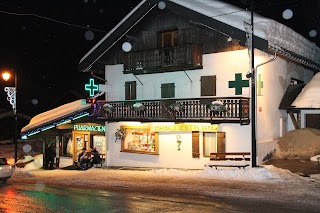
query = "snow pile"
xmin=149 ymin=165 xmax=285 ymax=182
xmin=275 ymin=128 xmax=320 ymax=159
xmin=292 ymin=72 xmax=320 ymax=108
xmin=24 ymin=154 xmax=43 ymax=170
xmin=311 ymin=155 xmax=320 ymax=162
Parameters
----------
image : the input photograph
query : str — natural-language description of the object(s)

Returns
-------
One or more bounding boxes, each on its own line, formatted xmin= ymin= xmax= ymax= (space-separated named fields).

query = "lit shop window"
xmin=121 ymin=127 xmax=159 ymax=155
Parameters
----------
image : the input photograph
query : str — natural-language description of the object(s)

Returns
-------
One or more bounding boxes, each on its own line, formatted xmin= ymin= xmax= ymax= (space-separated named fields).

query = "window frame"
xmin=125 ymin=81 xmax=137 ymax=100
xmin=121 ymin=126 xmax=159 ymax=155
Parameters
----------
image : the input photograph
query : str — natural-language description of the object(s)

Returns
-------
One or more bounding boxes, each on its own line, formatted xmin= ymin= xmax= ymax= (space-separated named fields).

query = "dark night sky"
xmin=0 ymin=0 xmax=319 ymax=138
xmin=0 ymin=0 xmax=141 ymax=117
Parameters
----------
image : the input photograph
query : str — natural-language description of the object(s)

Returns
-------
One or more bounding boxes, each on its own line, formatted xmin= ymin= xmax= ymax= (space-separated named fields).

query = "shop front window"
xmin=121 ymin=126 xmax=159 ymax=154
xmin=93 ymin=135 xmax=106 ymax=155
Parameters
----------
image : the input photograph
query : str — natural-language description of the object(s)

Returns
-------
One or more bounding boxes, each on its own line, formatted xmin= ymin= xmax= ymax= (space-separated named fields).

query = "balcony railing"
xmin=90 ymin=97 xmax=250 ymax=125
xmin=123 ymin=44 xmax=203 ymax=74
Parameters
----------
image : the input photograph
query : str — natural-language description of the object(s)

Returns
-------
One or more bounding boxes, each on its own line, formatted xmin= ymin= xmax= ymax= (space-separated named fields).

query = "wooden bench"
xmin=205 ymin=152 xmax=251 ymax=169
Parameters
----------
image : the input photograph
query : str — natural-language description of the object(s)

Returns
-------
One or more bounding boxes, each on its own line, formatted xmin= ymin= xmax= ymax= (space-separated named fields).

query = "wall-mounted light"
xmin=246 ymin=72 xmax=253 ymax=79
xmin=227 ymin=36 xmax=232 ymax=42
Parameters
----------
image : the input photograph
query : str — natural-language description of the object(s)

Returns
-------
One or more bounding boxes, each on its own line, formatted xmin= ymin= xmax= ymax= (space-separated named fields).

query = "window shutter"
xmin=201 ymin=75 xmax=216 ymax=96
xmin=161 ymin=83 xmax=175 ymax=98
xmin=125 ymin=82 xmax=130 ymax=100
xmin=192 ymin=131 xmax=200 ymax=158
xmin=125 ymin=81 xmax=137 ymax=100
xmin=131 ymin=81 xmax=137 ymax=100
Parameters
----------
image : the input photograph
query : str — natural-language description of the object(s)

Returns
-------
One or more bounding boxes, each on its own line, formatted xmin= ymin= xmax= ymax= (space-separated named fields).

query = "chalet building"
xmin=78 ymin=0 xmax=320 ymax=169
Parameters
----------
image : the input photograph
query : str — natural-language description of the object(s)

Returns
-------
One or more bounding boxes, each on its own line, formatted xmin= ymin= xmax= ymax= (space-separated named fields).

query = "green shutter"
xmin=161 ymin=83 xmax=175 ymax=98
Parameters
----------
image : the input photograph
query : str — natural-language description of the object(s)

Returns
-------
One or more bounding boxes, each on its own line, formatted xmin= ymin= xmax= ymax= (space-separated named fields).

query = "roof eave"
xmin=78 ymin=0 xmax=269 ymax=73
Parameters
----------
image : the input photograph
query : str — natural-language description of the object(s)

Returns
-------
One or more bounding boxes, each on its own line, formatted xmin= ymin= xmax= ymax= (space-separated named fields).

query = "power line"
xmin=0 ymin=9 xmax=107 ymax=33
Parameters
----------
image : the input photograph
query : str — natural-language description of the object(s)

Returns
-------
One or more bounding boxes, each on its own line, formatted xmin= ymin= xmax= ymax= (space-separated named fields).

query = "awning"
xmin=21 ymin=99 xmax=92 ymax=139
xmin=279 ymin=84 xmax=305 ymax=110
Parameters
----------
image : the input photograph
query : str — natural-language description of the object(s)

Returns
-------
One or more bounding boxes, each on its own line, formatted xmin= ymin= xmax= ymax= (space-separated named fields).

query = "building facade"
xmin=78 ymin=0 xmax=320 ymax=169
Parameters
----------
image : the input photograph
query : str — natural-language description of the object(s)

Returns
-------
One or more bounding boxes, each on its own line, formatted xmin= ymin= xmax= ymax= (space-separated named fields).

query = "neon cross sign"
xmin=85 ymin=78 xmax=99 ymax=97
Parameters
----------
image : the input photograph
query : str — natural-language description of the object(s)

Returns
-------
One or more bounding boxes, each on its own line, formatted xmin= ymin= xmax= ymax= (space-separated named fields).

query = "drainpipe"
xmin=252 ymin=50 xmax=277 ymax=167
xmin=255 ymin=50 xmax=277 ymax=71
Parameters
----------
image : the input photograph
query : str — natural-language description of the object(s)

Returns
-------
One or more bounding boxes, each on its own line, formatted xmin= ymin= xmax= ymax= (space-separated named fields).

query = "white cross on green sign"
xmin=85 ymin=78 xmax=99 ymax=97
xmin=228 ymin=73 xmax=249 ymax=95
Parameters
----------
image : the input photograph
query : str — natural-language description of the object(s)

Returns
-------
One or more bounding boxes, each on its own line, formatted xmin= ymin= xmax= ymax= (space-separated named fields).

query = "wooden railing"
xmin=90 ymin=97 xmax=250 ymax=125
xmin=123 ymin=44 xmax=203 ymax=74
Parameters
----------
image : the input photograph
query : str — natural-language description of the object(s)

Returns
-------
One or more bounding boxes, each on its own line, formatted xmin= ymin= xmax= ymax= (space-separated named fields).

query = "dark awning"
xmin=279 ymin=84 xmax=305 ymax=110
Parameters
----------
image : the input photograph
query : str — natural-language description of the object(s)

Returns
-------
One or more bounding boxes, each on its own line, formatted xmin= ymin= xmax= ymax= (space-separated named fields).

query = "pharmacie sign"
xmin=150 ymin=123 xmax=218 ymax=132
xmin=73 ymin=124 xmax=105 ymax=132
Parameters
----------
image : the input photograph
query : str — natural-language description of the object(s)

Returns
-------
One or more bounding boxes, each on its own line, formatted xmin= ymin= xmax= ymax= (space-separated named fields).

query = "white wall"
xmin=105 ymin=49 xmax=251 ymax=100
xmin=104 ymin=122 xmax=251 ymax=169
xmin=254 ymin=51 xmax=314 ymax=163
xmin=102 ymin=49 xmax=314 ymax=168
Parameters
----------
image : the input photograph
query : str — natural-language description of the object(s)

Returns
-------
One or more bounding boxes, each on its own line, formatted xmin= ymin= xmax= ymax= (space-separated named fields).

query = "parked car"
xmin=0 ymin=158 xmax=15 ymax=184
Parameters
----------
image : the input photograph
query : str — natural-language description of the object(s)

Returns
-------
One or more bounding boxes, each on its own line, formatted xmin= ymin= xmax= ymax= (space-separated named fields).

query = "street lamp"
xmin=2 ymin=70 xmax=18 ymax=163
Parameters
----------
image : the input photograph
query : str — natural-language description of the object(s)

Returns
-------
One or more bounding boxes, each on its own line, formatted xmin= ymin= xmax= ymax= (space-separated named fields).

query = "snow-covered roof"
xmin=171 ymin=0 xmax=320 ymax=64
xmin=21 ymin=99 xmax=91 ymax=134
xmin=79 ymin=0 xmax=320 ymax=72
xmin=291 ymin=72 xmax=320 ymax=108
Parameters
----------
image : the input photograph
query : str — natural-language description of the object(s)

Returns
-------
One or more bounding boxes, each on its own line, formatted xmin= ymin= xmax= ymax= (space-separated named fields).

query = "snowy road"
xmin=3 ymin=166 xmax=320 ymax=212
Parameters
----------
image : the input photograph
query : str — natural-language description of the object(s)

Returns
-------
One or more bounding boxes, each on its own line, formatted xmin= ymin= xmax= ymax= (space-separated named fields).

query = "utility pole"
xmin=250 ymin=8 xmax=257 ymax=167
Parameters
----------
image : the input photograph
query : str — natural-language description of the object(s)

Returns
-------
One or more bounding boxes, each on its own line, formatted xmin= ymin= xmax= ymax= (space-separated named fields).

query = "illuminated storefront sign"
xmin=73 ymin=124 xmax=105 ymax=132
xmin=150 ymin=123 xmax=218 ymax=132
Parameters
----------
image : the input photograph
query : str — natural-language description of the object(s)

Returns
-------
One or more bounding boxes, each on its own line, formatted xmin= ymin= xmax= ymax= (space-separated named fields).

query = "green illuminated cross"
xmin=228 ymin=73 xmax=249 ymax=95
xmin=257 ymin=74 xmax=264 ymax=96
xmin=85 ymin=78 xmax=99 ymax=97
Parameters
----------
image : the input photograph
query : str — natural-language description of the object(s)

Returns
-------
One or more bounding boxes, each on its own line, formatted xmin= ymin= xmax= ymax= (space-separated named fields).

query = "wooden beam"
xmin=289 ymin=111 xmax=300 ymax=129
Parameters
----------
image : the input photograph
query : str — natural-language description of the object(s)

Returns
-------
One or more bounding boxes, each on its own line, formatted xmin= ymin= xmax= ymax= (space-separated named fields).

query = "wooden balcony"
xmin=90 ymin=97 xmax=250 ymax=125
xmin=123 ymin=44 xmax=203 ymax=74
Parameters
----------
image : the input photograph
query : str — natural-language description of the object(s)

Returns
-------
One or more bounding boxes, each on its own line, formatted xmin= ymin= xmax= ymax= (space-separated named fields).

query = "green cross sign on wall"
xmin=228 ymin=73 xmax=249 ymax=95
xmin=85 ymin=78 xmax=99 ymax=97
xmin=257 ymin=74 xmax=264 ymax=96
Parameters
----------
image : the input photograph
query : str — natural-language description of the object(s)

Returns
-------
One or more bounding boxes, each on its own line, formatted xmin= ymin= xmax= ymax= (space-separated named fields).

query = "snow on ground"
xmin=10 ymin=154 xmax=320 ymax=185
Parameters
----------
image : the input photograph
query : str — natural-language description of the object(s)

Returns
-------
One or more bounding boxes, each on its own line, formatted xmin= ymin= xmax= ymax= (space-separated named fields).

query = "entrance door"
xmin=74 ymin=134 xmax=85 ymax=161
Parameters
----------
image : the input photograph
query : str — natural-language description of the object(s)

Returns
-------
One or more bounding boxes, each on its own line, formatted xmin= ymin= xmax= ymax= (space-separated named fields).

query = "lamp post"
xmin=2 ymin=71 xmax=18 ymax=163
